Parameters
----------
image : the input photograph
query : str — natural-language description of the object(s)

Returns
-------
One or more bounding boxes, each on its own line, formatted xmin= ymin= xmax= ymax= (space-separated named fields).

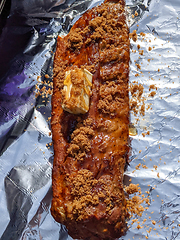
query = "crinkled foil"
xmin=0 ymin=0 xmax=180 ymax=239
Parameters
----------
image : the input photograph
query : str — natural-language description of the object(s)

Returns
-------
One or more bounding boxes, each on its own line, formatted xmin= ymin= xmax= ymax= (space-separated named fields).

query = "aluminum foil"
xmin=0 ymin=0 xmax=180 ymax=239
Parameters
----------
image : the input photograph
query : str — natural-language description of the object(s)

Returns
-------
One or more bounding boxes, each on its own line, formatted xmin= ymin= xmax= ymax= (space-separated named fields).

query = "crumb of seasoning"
xmin=34 ymin=76 xmax=53 ymax=99
xmin=135 ymin=11 xmax=138 ymax=16
xmin=125 ymin=184 xmax=140 ymax=195
xmin=149 ymin=84 xmax=156 ymax=91
xmin=45 ymin=74 xmax=50 ymax=78
xmin=147 ymin=227 xmax=152 ymax=233
xmin=139 ymin=50 xmax=144 ymax=55
xmin=129 ymin=80 xmax=146 ymax=119
xmin=135 ymin=73 xmax=140 ymax=77
xmin=143 ymin=218 xmax=147 ymax=223
xmin=135 ymin=163 xmax=141 ymax=170
xmin=149 ymin=91 xmax=156 ymax=97
xmin=153 ymin=165 xmax=157 ymax=170
xmin=142 ymin=131 xmax=150 ymax=137
xmin=137 ymin=224 xmax=142 ymax=229
xmin=148 ymin=47 xmax=152 ymax=51
xmin=129 ymin=30 xmax=137 ymax=42
xmin=152 ymin=220 xmax=156 ymax=225
xmin=135 ymin=63 xmax=141 ymax=70
xmin=142 ymin=164 xmax=148 ymax=169
xmin=140 ymin=32 xmax=146 ymax=37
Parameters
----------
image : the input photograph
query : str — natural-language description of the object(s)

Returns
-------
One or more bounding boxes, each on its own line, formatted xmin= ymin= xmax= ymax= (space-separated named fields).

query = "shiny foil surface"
xmin=0 ymin=0 xmax=180 ymax=239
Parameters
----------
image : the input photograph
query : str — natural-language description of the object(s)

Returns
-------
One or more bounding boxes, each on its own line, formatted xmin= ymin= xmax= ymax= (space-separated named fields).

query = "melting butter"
xmin=62 ymin=68 xmax=92 ymax=114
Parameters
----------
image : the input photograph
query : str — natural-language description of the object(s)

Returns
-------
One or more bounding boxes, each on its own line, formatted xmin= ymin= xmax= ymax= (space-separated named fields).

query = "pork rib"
xmin=51 ymin=0 xmax=130 ymax=239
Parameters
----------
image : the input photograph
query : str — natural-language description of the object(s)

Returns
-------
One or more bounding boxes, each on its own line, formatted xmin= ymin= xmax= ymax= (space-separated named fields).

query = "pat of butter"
xmin=62 ymin=68 xmax=93 ymax=114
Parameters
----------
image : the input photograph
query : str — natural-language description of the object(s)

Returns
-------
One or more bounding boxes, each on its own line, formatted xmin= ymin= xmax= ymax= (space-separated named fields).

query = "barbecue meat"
xmin=51 ymin=0 xmax=130 ymax=239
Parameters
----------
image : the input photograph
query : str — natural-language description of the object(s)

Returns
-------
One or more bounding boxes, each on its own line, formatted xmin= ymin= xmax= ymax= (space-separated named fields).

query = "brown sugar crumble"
xmin=129 ymin=30 xmax=137 ymax=42
xmin=139 ymin=50 xmax=144 ymax=55
xmin=66 ymin=169 xmax=128 ymax=222
xmin=142 ymin=131 xmax=150 ymax=137
xmin=129 ymin=82 xmax=145 ymax=117
xmin=135 ymin=63 xmax=141 ymax=70
xmin=34 ymin=75 xmax=53 ymax=99
xmin=149 ymin=84 xmax=157 ymax=91
xmin=149 ymin=91 xmax=156 ymax=97
xmin=98 ymin=81 xmax=128 ymax=116
xmin=67 ymin=28 xmax=83 ymax=50
xmin=67 ymin=126 xmax=95 ymax=161
xmin=135 ymin=11 xmax=138 ymax=16
xmin=129 ymin=30 xmax=158 ymax=123
xmin=45 ymin=74 xmax=50 ymax=78
xmin=125 ymin=183 xmax=140 ymax=195
xmin=140 ymin=32 xmax=146 ymax=37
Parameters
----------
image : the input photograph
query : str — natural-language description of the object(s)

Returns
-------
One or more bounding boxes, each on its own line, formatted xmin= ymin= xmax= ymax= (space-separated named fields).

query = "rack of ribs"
xmin=51 ymin=0 xmax=130 ymax=239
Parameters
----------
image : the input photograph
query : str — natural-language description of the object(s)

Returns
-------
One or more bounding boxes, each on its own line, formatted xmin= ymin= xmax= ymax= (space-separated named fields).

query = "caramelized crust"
xmin=51 ymin=0 xmax=130 ymax=239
